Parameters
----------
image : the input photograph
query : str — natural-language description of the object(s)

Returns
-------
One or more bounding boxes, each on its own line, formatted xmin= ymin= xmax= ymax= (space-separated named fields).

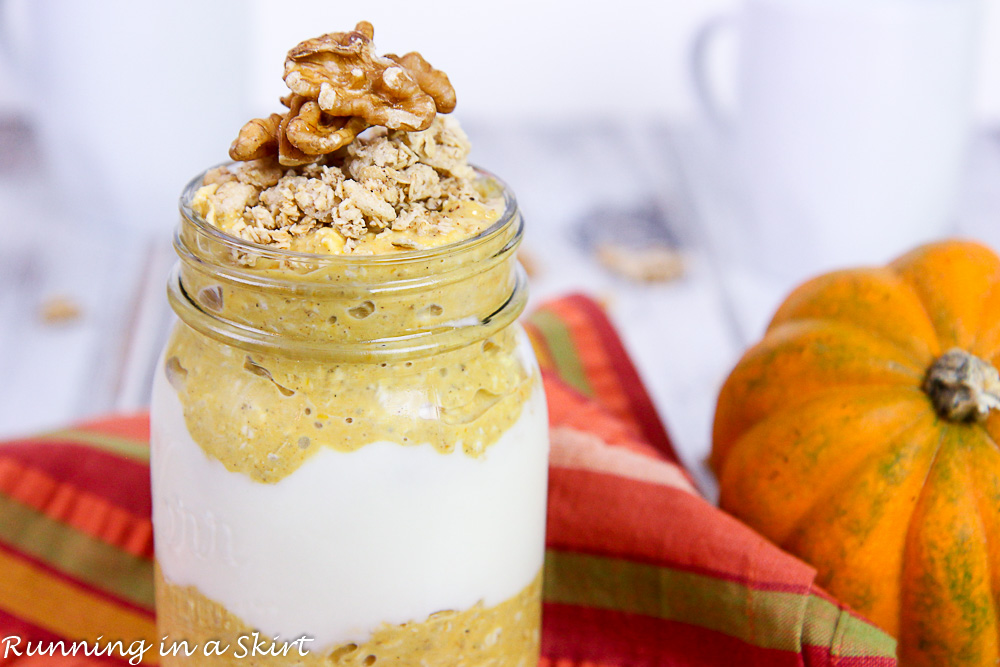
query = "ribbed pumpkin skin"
xmin=712 ymin=240 xmax=1000 ymax=667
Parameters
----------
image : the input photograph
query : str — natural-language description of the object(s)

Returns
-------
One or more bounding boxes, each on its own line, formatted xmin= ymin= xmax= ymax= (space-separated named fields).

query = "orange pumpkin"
xmin=712 ymin=240 xmax=1000 ymax=667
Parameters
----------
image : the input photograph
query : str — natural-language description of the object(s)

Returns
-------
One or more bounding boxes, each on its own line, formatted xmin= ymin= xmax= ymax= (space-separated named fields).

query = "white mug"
xmin=692 ymin=0 xmax=981 ymax=281
xmin=4 ymin=0 xmax=250 ymax=234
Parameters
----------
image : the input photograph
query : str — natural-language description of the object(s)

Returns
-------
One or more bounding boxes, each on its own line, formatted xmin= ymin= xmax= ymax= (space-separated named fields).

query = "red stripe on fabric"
xmin=544 ymin=373 xmax=666 ymax=461
xmin=550 ymin=426 xmax=696 ymax=496
xmin=544 ymin=374 xmax=701 ymax=493
xmin=564 ymin=294 xmax=681 ymax=465
xmin=0 ymin=445 xmax=151 ymax=517
xmin=74 ymin=415 xmax=150 ymax=443
xmin=0 ymin=608 xmax=131 ymax=666
xmin=543 ymin=603 xmax=804 ymax=667
xmin=538 ymin=659 xmax=619 ymax=667
xmin=0 ymin=542 xmax=154 ymax=619
xmin=0 ymin=458 xmax=153 ymax=559
xmin=803 ymin=644 xmax=896 ymax=667
xmin=547 ymin=466 xmax=816 ymax=594
xmin=0 ymin=607 xmax=64 ymax=648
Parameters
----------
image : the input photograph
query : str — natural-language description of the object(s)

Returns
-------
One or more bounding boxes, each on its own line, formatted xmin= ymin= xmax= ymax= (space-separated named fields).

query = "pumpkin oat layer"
xmin=156 ymin=566 xmax=542 ymax=666
xmin=163 ymin=324 xmax=535 ymax=483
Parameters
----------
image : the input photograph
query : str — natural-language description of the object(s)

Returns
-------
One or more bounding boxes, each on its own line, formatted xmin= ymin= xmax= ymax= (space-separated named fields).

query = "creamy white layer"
xmin=150 ymin=365 xmax=549 ymax=650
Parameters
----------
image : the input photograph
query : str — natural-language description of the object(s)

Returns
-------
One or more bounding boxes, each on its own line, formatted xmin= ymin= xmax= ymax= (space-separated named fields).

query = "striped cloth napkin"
xmin=0 ymin=294 xmax=897 ymax=666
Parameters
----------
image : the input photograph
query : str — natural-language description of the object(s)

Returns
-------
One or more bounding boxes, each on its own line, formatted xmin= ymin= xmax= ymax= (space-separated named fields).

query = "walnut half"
xmin=229 ymin=22 xmax=456 ymax=167
xmin=229 ymin=113 xmax=282 ymax=161
xmin=286 ymin=101 xmax=369 ymax=156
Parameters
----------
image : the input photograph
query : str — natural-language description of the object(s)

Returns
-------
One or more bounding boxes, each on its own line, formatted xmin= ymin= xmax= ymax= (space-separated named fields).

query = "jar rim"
xmin=177 ymin=162 xmax=519 ymax=267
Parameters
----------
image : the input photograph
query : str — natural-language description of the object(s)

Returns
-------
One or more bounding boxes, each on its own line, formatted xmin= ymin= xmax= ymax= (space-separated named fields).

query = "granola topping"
xmin=202 ymin=22 xmax=496 ymax=255
xmin=194 ymin=116 xmax=501 ymax=254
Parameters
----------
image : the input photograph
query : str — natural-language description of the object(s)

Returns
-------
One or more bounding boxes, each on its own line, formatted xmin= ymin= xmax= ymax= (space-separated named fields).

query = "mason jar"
xmin=150 ymin=167 xmax=548 ymax=665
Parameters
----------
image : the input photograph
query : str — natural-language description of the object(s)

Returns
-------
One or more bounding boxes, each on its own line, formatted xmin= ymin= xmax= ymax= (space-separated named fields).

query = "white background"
xmin=1 ymin=0 xmax=999 ymax=123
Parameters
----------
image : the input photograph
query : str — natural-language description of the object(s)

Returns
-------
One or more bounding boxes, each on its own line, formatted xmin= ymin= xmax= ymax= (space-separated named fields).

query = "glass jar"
xmin=150 ymin=167 xmax=548 ymax=665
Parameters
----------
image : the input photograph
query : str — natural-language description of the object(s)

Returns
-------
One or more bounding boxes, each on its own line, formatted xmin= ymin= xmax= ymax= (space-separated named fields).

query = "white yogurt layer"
xmin=150 ymin=365 xmax=549 ymax=650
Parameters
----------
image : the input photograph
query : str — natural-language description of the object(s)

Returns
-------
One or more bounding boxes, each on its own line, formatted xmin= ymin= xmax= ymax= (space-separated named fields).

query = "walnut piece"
xmin=386 ymin=52 xmax=456 ymax=114
xmin=596 ymin=243 xmax=685 ymax=283
xmin=286 ymin=101 xmax=369 ymax=155
xmin=229 ymin=114 xmax=282 ymax=161
xmin=230 ymin=22 xmax=456 ymax=167
xmin=276 ymin=95 xmax=320 ymax=167
xmin=39 ymin=296 xmax=82 ymax=325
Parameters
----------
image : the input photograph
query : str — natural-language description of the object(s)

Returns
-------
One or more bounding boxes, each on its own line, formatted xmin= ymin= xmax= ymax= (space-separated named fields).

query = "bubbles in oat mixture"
xmin=198 ymin=285 xmax=224 ymax=312
xmin=243 ymin=356 xmax=296 ymax=396
xmin=329 ymin=643 xmax=359 ymax=661
xmin=164 ymin=357 xmax=188 ymax=390
xmin=348 ymin=301 xmax=375 ymax=319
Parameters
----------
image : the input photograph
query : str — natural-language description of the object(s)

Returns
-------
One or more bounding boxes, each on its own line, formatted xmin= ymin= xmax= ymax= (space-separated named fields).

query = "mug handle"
xmin=0 ymin=0 xmax=12 ymax=63
xmin=0 ymin=0 xmax=26 ymax=87
xmin=689 ymin=13 xmax=736 ymax=136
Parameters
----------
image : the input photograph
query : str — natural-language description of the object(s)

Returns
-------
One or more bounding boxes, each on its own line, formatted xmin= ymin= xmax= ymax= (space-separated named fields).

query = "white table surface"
xmin=1 ymin=117 xmax=998 ymax=500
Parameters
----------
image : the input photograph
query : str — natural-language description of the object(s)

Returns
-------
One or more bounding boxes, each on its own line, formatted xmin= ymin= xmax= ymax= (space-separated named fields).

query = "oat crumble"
xmin=194 ymin=116 xmax=500 ymax=255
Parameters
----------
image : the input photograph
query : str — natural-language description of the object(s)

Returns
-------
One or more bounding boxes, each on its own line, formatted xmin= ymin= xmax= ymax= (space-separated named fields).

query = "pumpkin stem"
xmin=923 ymin=348 xmax=1000 ymax=422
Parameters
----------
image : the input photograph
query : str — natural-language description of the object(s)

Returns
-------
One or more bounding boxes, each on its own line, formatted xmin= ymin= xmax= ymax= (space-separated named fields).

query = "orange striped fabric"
xmin=0 ymin=294 xmax=897 ymax=666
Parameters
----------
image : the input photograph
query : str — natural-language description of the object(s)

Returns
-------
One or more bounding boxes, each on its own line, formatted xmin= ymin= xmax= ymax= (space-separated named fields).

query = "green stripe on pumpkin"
xmin=35 ymin=429 xmax=150 ymax=463
xmin=543 ymin=549 xmax=896 ymax=657
xmin=527 ymin=310 xmax=592 ymax=396
xmin=0 ymin=494 xmax=154 ymax=610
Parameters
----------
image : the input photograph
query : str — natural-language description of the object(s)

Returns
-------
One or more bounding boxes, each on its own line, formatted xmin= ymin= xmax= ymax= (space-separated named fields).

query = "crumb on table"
xmin=596 ymin=243 xmax=685 ymax=283
xmin=39 ymin=296 xmax=82 ymax=325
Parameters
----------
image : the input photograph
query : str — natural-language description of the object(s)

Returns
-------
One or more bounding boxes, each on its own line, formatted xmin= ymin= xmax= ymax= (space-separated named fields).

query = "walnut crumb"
xmin=40 ymin=296 xmax=82 ymax=325
xmin=596 ymin=243 xmax=685 ymax=283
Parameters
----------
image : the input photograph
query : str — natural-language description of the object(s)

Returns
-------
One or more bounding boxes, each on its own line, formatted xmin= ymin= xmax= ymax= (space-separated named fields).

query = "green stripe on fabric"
xmin=35 ymin=429 xmax=150 ymax=463
xmin=0 ymin=494 xmax=154 ymax=610
xmin=544 ymin=549 xmax=804 ymax=651
xmin=527 ymin=310 xmax=592 ymax=396
xmin=544 ymin=549 xmax=893 ymax=656
xmin=802 ymin=594 xmax=897 ymax=658
xmin=801 ymin=593 xmax=842 ymax=650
